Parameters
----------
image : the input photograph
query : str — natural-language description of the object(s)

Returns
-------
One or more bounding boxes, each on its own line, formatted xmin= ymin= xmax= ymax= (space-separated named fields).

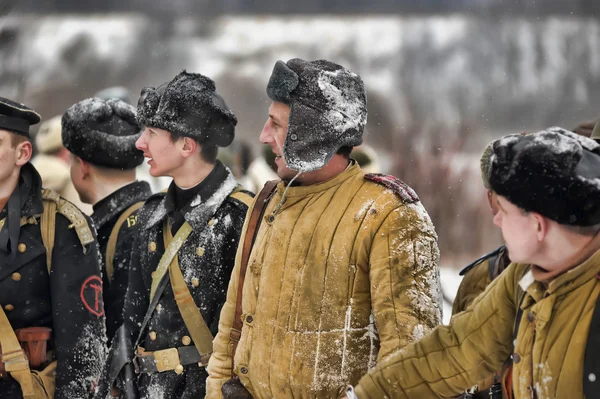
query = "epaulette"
xmin=229 ymin=186 xmax=255 ymax=208
xmin=41 ymin=188 xmax=95 ymax=247
xmin=364 ymin=173 xmax=419 ymax=204
xmin=458 ymin=246 xmax=504 ymax=276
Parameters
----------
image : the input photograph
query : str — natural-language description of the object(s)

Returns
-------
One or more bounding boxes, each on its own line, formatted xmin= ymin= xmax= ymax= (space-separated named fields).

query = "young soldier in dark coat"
xmin=0 ymin=96 xmax=106 ymax=398
xmin=61 ymin=97 xmax=152 ymax=341
xmin=100 ymin=71 xmax=253 ymax=399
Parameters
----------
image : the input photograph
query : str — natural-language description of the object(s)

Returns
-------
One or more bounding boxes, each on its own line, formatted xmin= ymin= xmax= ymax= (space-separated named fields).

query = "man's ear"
xmin=180 ymin=137 xmax=198 ymax=159
xmin=15 ymin=141 xmax=33 ymax=166
xmin=533 ymin=212 xmax=548 ymax=242
xmin=79 ymin=157 xmax=91 ymax=179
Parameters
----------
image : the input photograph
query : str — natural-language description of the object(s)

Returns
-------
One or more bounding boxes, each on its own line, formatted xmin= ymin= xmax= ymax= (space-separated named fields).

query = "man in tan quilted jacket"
xmin=206 ymin=58 xmax=442 ymax=399
xmin=347 ymin=127 xmax=600 ymax=399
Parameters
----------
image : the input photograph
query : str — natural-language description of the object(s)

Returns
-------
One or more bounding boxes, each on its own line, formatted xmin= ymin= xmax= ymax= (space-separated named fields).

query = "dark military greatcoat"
xmin=119 ymin=162 xmax=251 ymax=399
xmin=0 ymin=163 xmax=106 ymax=399
xmin=92 ymin=181 xmax=152 ymax=341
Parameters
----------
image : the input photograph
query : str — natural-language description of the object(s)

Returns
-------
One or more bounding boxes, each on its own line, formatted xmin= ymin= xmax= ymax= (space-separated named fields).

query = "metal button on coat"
xmin=11 ymin=273 xmax=21 ymax=281
xmin=512 ymin=353 xmax=521 ymax=363
xmin=590 ymin=373 xmax=597 ymax=382
xmin=149 ymin=331 xmax=157 ymax=341
xmin=527 ymin=312 xmax=535 ymax=322
xmin=4 ymin=304 xmax=14 ymax=311
xmin=17 ymin=243 xmax=26 ymax=253
xmin=175 ymin=364 xmax=184 ymax=374
xmin=191 ymin=278 xmax=199 ymax=287
xmin=196 ymin=247 xmax=205 ymax=257
xmin=149 ymin=242 xmax=157 ymax=252
xmin=290 ymin=134 xmax=298 ymax=140
xmin=246 ymin=315 xmax=253 ymax=323
xmin=182 ymin=336 xmax=191 ymax=346
xmin=240 ymin=367 xmax=248 ymax=374
xmin=208 ymin=219 xmax=215 ymax=227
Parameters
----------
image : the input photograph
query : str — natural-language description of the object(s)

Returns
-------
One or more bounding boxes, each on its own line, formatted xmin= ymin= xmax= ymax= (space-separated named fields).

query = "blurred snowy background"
xmin=2 ymin=0 xmax=600 ymax=320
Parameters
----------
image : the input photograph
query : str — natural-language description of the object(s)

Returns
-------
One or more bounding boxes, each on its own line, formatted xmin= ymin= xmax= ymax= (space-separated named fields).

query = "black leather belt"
xmin=133 ymin=346 xmax=209 ymax=374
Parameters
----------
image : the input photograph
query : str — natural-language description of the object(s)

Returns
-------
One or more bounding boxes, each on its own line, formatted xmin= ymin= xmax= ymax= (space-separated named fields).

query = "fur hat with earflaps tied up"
xmin=62 ymin=98 xmax=143 ymax=170
xmin=136 ymin=70 xmax=237 ymax=148
xmin=488 ymin=127 xmax=600 ymax=226
xmin=266 ymin=58 xmax=368 ymax=172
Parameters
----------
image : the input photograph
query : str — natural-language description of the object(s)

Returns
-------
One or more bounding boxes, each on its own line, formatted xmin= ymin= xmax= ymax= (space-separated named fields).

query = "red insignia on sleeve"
xmin=80 ymin=276 xmax=105 ymax=317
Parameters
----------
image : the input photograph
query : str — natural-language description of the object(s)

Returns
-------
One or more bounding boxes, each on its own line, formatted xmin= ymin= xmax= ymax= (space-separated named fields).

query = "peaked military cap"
xmin=0 ymin=96 xmax=41 ymax=137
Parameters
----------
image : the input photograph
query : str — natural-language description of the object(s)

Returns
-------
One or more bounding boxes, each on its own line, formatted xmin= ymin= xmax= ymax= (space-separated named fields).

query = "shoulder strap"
xmin=230 ymin=180 xmax=278 ymax=375
xmin=0 ymin=307 xmax=35 ymax=397
xmin=364 ymin=173 xmax=419 ymax=203
xmin=105 ymin=201 xmax=144 ymax=284
xmin=583 ymin=277 xmax=600 ymax=398
xmin=229 ymin=186 xmax=254 ymax=208
xmin=149 ymin=220 xmax=193 ymax=301
xmin=40 ymin=198 xmax=57 ymax=273
xmin=164 ymin=221 xmax=214 ymax=366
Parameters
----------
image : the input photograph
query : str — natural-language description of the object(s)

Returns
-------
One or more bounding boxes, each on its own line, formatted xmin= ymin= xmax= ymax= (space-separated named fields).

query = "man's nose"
xmin=136 ymin=132 xmax=148 ymax=151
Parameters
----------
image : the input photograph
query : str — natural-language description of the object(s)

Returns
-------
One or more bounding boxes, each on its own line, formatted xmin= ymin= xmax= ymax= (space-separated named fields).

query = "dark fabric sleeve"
xmin=209 ymin=203 xmax=246 ymax=336
xmin=51 ymin=214 xmax=107 ymax=399
xmin=105 ymin=209 xmax=143 ymax=341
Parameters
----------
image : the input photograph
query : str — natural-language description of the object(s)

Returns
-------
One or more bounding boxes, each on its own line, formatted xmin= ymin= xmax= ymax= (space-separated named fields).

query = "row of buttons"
xmin=148 ymin=331 xmax=192 ymax=346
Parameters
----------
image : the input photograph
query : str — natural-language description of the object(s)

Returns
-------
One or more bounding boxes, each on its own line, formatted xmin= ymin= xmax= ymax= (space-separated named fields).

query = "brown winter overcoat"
xmin=354 ymin=248 xmax=600 ymax=399
xmin=206 ymin=162 xmax=442 ymax=398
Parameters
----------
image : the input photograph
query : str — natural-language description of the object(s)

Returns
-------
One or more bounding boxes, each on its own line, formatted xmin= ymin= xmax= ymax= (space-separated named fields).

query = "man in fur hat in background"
xmin=0 ymin=96 xmax=106 ymax=398
xmin=99 ymin=71 xmax=253 ymax=399
xmin=62 ymin=97 xmax=152 ymax=342
xmin=30 ymin=115 xmax=93 ymax=214
xmin=206 ymin=58 xmax=442 ymax=399
xmin=346 ymin=127 xmax=600 ymax=399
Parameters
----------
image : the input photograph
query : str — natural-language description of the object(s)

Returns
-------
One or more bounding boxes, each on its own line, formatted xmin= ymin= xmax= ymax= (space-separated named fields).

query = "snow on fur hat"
xmin=266 ymin=58 xmax=367 ymax=172
xmin=136 ymin=70 xmax=236 ymax=147
xmin=62 ymin=97 xmax=143 ymax=169
xmin=488 ymin=127 xmax=600 ymax=226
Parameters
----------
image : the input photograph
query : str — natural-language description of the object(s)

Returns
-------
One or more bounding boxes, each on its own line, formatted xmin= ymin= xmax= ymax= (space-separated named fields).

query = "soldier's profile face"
xmin=0 ymin=130 xmax=27 ymax=186
xmin=136 ymin=127 xmax=183 ymax=177
xmin=493 ymin=196 xmax=539 ymax=265
xmin=259 ymin=102 xmax=296 ymax=180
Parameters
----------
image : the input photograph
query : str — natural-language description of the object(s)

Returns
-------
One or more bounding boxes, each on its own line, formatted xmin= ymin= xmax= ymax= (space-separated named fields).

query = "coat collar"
xmin=144 ymin=163 xmax=238 ymax=232
xmin=91 ymin=181 xmax=152 ymax=231
xmin=275 ymin=160 xmax=362 ymax=199
xmin=11 ymin=162 xmax=44 ymax=218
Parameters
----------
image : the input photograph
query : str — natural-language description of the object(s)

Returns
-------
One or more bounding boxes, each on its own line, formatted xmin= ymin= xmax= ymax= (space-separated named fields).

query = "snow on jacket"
xmin=355 ymin=248 xmax=600 ymax=399
xmin=119 ymin=163 xmax=251 ymax=399
xmin=207 ymin=161 xmax=442 ymax=398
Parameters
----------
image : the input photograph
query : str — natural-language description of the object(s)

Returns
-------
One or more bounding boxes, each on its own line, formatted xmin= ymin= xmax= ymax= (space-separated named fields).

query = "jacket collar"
xmin=275 ymin=160 xmax=362 ymax=199
xmin=520 ymin=246 xmax=600 ymax=306
xmin=17 ymin=162 xmax=44 ymax=218
xmin=91 ymin=181 xmax=152 ymax=230
xmin=144 ymin=162 xmax=238 ymax=232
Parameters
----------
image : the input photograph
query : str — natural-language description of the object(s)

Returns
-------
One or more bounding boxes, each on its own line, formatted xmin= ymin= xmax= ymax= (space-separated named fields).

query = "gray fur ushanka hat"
xmin=62 ymin=98 xmax=143 ymax=169
xmin=488 ymin=127 xmax=600 ymax=226
xmin=136 ymin=70 xmax=237 ymax=147
xmin=266 ymin=58 xmax=368 ymax=172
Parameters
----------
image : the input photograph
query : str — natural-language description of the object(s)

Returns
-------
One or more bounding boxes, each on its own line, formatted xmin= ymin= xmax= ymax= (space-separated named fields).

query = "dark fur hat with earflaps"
xmin=62 ymin=97 xmax=143 ymax=169
xmin=488 ymin=127 xmax=600 ymax=226
xmin=266 ymin=58 xmax=367 ymax=172
xmin=137 ymin=70 xmax=237 ymax=147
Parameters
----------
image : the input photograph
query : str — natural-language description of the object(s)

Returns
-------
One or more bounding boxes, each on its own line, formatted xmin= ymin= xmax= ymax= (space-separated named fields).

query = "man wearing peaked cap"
xmin=97 ymin=71 xmax=253 ymax=399
xmin=206 ymin=59 xmax=442 ymax=399
xmin=346 ymin=127 xmax=600 ymax=399
xmin=0 ymin=96 xmax=106 ymax=399
xmin=62 ymin=97 xmax=152 ymax=343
